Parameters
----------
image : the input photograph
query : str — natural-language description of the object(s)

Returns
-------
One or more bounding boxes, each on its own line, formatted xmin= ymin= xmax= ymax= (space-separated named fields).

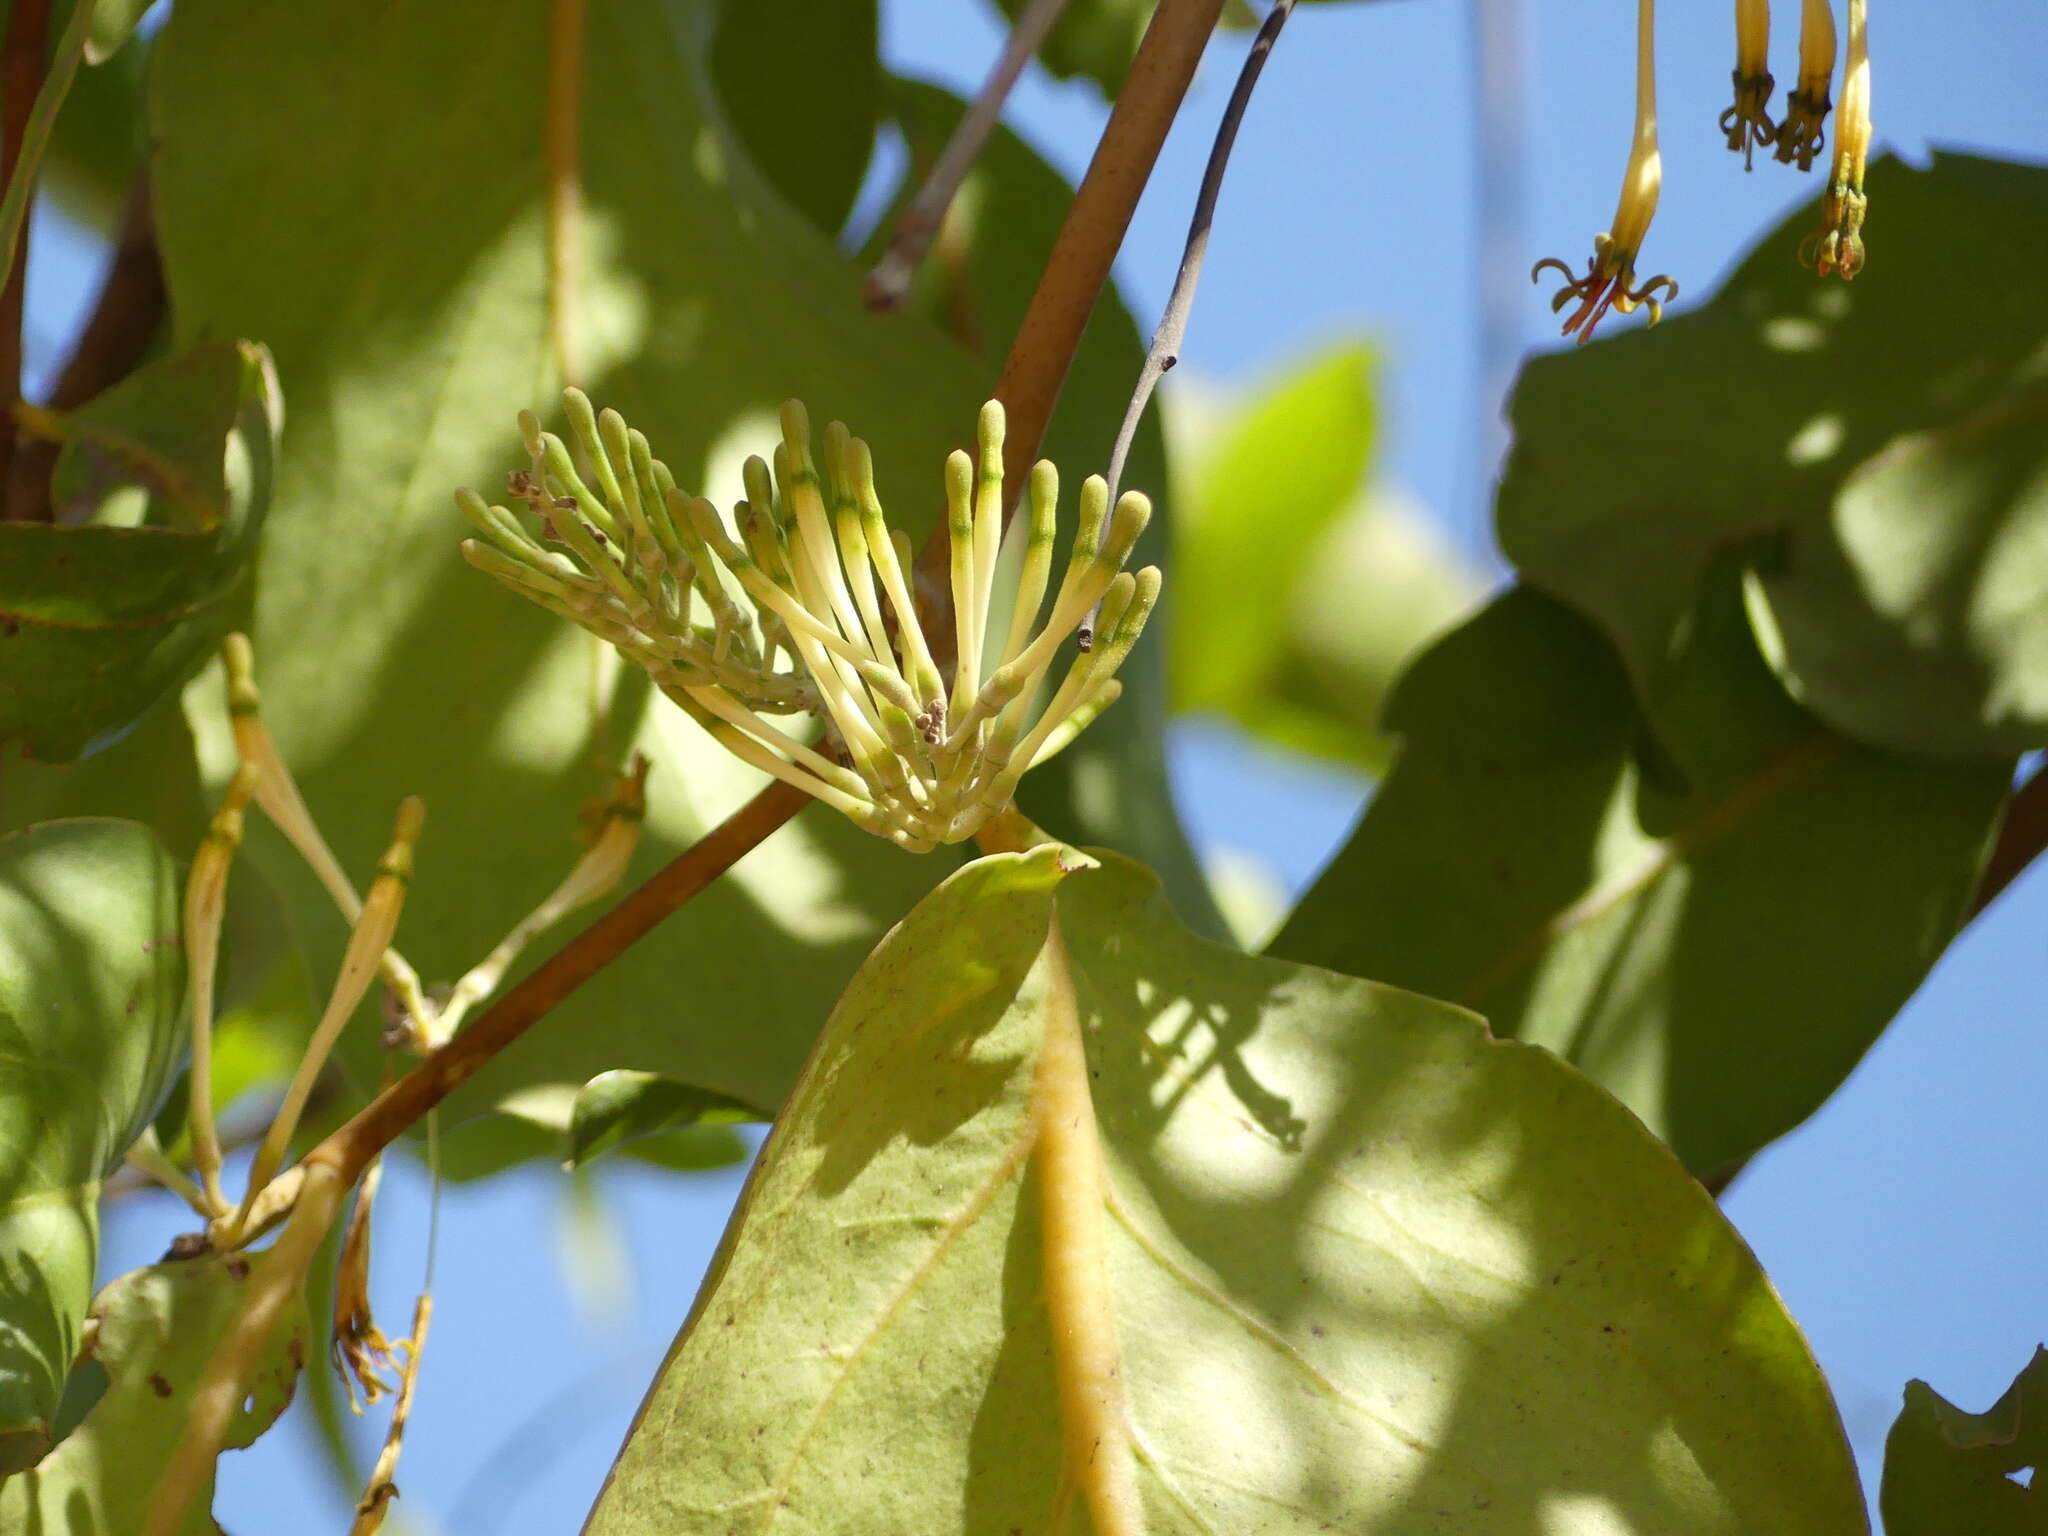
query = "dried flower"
xmin=1775 ymin=0 xmax=1837 ymax=170
xmin=1533 ymin=0 xmax=1679 ymax=342
xmin=1720 ymin=0 xmax=1776 ymax=170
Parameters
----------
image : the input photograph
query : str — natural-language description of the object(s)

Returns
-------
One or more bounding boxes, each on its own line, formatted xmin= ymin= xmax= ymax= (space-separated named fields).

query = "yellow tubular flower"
xmin=1776 ymin=0 xmax=1836 ymax=169
xmin=1721 ymin=0 xmax=1776 ymax=170
xmin=1532 ymin=0 xmax=1678 ymax=343
xmin=1802 ymin=0 xmax=1868 ymax=277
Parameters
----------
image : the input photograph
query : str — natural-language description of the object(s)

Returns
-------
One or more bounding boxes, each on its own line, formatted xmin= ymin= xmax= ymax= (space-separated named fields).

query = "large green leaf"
xmin=1751 ymin=389 xmax=2048 ymax=758
xmin=0 ymin=818 xmax=184 ymax=1473
xmin=146 ymin=0 xmax=1209 ymax=1140
xmin=707 ymin=0 xmax=877 ymax=237
xmin=1881 ymin=1348 xmax=2048 ymax=1535
xmin=0 ymin=340 xmax=279 ymax=762
xmin=45 ymin=17 xmax=151 ymax=235
xmin=588 ymin=845 xmax=1864 ymax=1533
xmin=873 ymin=72 xmax=1226 ymax=940
xmin=1497 ymin=152 xmax=2048 ymax=760
xmin=1168 ymin=343 xmax=1479 ymax=770
xmin=84 ymin=0 xmax=155 ymax=65
xmin=1267 ymin=581 xmax=2008 ymax=1179
xmin=0 ymin=1253 xmax=309 ymax=1534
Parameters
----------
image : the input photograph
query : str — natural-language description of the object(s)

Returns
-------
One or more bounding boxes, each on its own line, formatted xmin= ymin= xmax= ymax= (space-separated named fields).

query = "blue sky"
xmin=66 ymin=2 xmax=2048 ymax=1529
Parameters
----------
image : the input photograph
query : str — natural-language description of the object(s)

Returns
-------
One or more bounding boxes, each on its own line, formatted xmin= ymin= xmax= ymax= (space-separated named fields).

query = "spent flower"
xmin=460 ymin=395 xmax=1158 ymax=851
xmin=1775 ymin=0 xmax=1837 ymax=170
xmin=1720 ymin=0 xmax=1776 ymax=171
xmin=1801 ymin=0 xmax=1869 ymax=278
xmin=1532 ymin=0 xmax=1678 ymax=342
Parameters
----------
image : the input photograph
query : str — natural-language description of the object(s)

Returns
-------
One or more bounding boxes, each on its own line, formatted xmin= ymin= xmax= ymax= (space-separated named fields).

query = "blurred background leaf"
xmin=1167 ymin=342 xmax=1480 ymax=773
xmin=994 ymin=0 xmax=1410 ymax=99
xmin=707 ymin=0 xmax=878 ymax=237
xmin=43 ymin=16 xmax=150 ymax=239
xmin=990 ymin=0 xmax=1153 ymax=98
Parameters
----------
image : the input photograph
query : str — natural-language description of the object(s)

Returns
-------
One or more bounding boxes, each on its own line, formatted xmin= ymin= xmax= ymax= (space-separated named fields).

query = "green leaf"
xmin=0 ymin=340 xmax=280 ymax=762
xmin=992 ymin=0 xmax=1153 ymax=98
xmin=438 ymin=1083 xmax=751 ymax=1181
xmin=1750 ymin=389 xmax=2048 ymax=758
xmin=1174 ymin=344 xmax=1375 ymax=713
xmin=0 ymin=1253 xmax=309 ymax=1534
xmin=1267 ymin=581 xmax=2009 ymax=1178
xmin=1169 ymin=345 xmax=1479 ymax=770
xmin=45 ymin=17 xmax=151 ymax=235
xmin=84 ymin=0 xmax=154 ymax=64
xmin=874 ymin=72 xmax=1227 ymax=939
xmin=708 ymin=0 xmax=877 ymax=236
xmin=1881 ymin=1348 xmax=2048 ymax=1535
xmin=565 ymin=1068 xmax=759 ymax=1169
xmin=0 ymin=819 xmax=184 ymax=1473
xmin=1498 ymin=152 xmax=2048 ymax=759
xmin=588 ymin=845 xmax=1865 ymax=1533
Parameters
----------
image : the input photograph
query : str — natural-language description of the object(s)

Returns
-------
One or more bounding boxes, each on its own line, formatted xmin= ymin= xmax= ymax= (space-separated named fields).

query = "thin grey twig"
xmin=864 ymin=0 xmax=1073 ymax=312
xmin=1086 ymin=0 xmax=1297 ymax=645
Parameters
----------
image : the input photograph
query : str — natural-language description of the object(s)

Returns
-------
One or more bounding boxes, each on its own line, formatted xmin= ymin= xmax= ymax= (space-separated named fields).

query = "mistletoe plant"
xmin=3 ymin=1 xmax=2045 ymax=1534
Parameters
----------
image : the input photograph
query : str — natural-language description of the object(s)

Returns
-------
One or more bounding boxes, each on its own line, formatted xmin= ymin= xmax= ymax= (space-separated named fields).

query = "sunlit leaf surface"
xmin=589 ymin=846 xmax=1864 ymax=1533
xmin=0 ymin=819 xmax=184 ymax=1472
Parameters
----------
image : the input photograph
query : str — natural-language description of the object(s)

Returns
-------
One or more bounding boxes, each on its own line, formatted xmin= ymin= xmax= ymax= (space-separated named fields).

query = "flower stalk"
xmin=1532 ymin=0 xmax=1677 ymax=343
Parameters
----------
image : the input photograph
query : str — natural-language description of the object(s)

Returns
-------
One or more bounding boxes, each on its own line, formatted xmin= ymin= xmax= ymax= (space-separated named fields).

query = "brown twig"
xmin=911 ymin=0 xmax=1228 ymax=659
xmin=299 ymin=780 xmax=807 ymax=1189
xmin=1089 ymin=0 xmax=1296 ymax=642
xmin=0 ymin=0 xmax=50 ymax=520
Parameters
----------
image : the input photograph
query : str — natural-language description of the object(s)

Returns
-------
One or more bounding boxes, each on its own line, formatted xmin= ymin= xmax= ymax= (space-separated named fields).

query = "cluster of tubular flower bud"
xmin=460 ymin=394 xmax=1159 ymax=852
xmin=1534 ymin=0 xmax=1872 ymax=345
